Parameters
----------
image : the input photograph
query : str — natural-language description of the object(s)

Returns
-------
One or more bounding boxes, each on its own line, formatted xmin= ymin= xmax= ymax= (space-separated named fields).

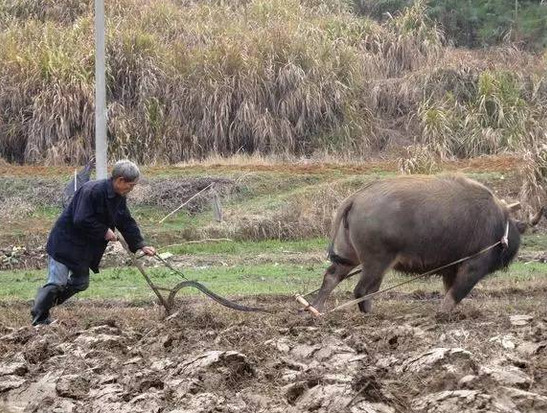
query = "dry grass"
xmin=0 ymin=0 xmax=546 ymax=167
xmin=7 ymin=0 xmax=543 ymax=164
xmin=0 ymin=0 xmax=91 ymax=24
xmin=131 ymin=177 xmax=236 ymax=212
xmin=0 ymin=155 xmax=10 ymax=166
xmin=364 ymin=0 xmax=443 ymax=78
xmin=0 ymin=196 xmax=36 ymax=220
xmin=0 ymin=0 xmax=380 ymax=163
xmin=204 ymin=178 xmax=363 ymax=241
xmin=519 ymin=143 xmax=547 ymax=217
xmin=397 ymin=144 xmax=440 ymax=175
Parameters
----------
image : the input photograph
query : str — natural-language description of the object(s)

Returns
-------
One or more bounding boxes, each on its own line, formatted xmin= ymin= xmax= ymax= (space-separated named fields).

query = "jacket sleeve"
xmin=116 ymin=202 xmax=145 ymax=253
xmin=72 ymin=187 xmax=109 ymax=241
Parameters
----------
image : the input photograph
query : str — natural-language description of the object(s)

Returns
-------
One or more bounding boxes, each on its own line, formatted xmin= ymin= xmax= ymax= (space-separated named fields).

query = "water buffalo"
xmin=312 ymin=174 xmax=542 ymax=314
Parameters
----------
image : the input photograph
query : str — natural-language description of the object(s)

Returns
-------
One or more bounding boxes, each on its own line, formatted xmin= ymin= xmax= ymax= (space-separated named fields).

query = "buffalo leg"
xmin=440 ymin=257 xmax=489 ymax=313
xmin=312 ymin=263 xmax=355 ymax=312
xmin=354 ymin=255 xmax=394 ymax=313
xmin=441 ymin=268 xmax=458 ymax=293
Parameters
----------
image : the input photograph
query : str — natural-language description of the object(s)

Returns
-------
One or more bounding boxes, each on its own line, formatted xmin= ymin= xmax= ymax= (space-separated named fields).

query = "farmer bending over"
xmin=31 ymin=160 xmax=156 ymax=325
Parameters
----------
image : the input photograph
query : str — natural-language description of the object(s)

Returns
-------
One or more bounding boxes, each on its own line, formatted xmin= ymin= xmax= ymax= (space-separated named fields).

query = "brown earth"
xmin=1 ymin=291 xmax=546 ymax=413
xmin=0 ymin=155 xmax=524 ymax=178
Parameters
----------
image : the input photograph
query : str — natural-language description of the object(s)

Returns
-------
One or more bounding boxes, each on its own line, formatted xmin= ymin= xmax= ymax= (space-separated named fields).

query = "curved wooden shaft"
xmin=118 ymin=235 xmax=171 ymax=315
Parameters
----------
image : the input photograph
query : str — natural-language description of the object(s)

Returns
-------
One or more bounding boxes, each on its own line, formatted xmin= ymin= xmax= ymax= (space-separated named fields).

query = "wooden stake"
xmin=158 ymin=183 xmax=213 ymax=224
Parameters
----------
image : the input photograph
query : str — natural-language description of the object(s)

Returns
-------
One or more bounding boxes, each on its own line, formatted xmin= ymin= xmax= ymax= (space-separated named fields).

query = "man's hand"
xmin=141 ymin=246 xmax=156 ymax=256
xmin=104 ymin=228 xmax=118 ymax=242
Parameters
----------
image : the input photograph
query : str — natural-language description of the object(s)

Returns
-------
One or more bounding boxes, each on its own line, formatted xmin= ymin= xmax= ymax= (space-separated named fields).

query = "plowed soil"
xmin=1 ymin=290 xmax=546 ymax=413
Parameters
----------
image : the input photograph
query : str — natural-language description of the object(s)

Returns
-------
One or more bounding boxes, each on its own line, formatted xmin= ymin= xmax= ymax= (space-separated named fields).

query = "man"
xmin=31 ymin=160 xmax=156 ymax=325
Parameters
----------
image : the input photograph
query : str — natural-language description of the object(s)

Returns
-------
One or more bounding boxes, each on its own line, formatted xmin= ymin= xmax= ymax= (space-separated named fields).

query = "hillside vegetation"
xmin=0 ymin=0 xmax=546 ymax=164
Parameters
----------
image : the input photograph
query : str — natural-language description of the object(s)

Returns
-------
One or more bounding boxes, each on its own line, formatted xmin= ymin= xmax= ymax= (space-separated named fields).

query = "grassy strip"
xmin=160 ymin=238 xmax=327 ymax=256
xmin=2 ymin=260 xmax=546 ymax=302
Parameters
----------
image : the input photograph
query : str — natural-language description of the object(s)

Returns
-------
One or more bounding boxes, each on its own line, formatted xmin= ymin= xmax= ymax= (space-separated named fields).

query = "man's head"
xmin=111 ymin=160 xmax=140 ymax=196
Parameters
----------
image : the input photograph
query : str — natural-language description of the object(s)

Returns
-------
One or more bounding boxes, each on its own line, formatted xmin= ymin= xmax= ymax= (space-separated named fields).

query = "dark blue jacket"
xmin=46 ymin=178 xmax=145 ymax=273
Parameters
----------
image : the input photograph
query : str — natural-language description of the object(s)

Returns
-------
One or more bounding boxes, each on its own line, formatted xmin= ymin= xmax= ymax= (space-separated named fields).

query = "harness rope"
xmin=123 ymin=219 xmax=510 ymax=317
xmin=296 ymin=222 xmax=510 ymax=316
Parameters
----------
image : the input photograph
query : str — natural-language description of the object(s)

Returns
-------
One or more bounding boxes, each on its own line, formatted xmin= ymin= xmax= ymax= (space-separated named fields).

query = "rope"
xmin=298 ymin=265 xmax=363 ymax=299
xmin=327 ymin=239 xmax=503 ymax=314
xmin=297 ymin=221 xmax=509 ymax=316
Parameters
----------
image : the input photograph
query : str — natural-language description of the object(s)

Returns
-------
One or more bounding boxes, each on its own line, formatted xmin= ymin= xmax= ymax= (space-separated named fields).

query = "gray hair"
xmin=111 ymin=160 xmax=140 ymax=182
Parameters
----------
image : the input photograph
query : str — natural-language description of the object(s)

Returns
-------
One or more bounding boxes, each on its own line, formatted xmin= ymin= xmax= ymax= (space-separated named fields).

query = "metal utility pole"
xmin=94 ymin=0 xmax=107 ymax=179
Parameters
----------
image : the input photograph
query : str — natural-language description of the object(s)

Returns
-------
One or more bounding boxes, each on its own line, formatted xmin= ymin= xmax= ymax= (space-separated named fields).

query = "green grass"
xmin=504 ymin=261 xmax=547 ymax=280
xmin=521 ymin=232 xmax=547 ymax=252
xmin=29 ymin=206 xmax=62 ymax=219
xmin=161 ymin=238 xmax=328 ymax=256
xmin=3 ymin=258 xmax=545 ymax=302
xmin=0 ymin=263 xmax=327 ymax=301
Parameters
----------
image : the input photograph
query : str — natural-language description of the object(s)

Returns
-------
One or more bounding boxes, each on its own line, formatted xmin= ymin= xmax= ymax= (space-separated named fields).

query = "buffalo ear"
xmin=515 ymin=221 xmax=528 ymax=234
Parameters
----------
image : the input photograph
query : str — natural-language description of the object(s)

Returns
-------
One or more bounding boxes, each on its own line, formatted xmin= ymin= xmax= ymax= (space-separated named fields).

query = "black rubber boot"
xmin=31 ymin=284 xmax=61 ymax=326
xmin=55 ymin=287 xmax=80 ymax=306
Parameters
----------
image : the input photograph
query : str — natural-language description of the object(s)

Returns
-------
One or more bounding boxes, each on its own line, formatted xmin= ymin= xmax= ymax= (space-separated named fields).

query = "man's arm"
xmin=116 ymin=203 xmax=147 ymax=253
xmin=72 ymin=187 xmax=110 ymax=241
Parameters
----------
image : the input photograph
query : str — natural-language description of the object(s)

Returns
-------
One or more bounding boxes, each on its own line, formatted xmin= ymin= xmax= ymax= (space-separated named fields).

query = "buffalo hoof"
xmin=358 ymin=300 xmax=372 ymax=313
xmin=435 ymin=311 xmax=451 ymax=323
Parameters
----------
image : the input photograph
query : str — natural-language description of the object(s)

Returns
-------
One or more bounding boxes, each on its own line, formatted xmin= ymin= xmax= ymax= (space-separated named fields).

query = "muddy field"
xmin=1 ymin=159 xmax=547 ymax=412
xmin=1 ymin=290 xmax=547 ymax=413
